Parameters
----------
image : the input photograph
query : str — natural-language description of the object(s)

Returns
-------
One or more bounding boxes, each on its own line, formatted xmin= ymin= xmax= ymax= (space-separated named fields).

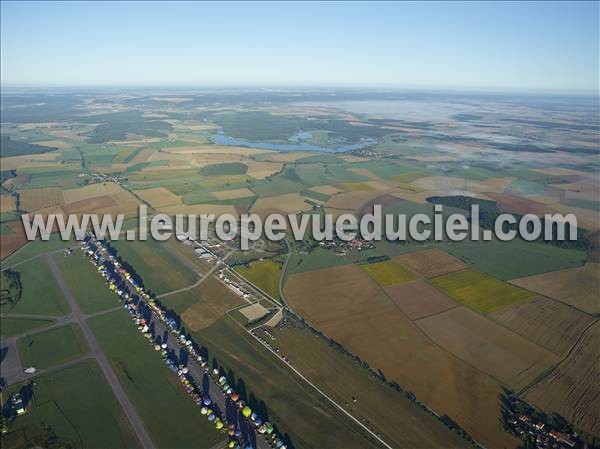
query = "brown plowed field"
xmin=510 ymin=263 xmax=599 ymax=314
xmin=284 ymin=264 xmax=520 ymax=448
xmin=415 ymin=306 xmax=560 ymax=389
xmin=525 ymin=321 xmax=600 ymax=436
xmin=394 ymin=249 xmax=466 ymax=278
xmin=488 ymin=296 xmax=595 ymax=356
xmin=384 ymin=279 xmax=458 ymax=320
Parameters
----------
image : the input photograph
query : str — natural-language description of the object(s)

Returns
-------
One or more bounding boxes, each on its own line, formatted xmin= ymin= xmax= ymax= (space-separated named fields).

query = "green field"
xmin=53 ymin=252 xmax=117 ymax=314
xmin=110 ymin=239 xmax=198 ymax=295
xmin=439 ymin=238 xmax=587 ymax=280
xmin=2 ymin=359 xmax=140 ymax=449
xmin=293 ymin=163 xmax=368 ymax=186
xmin=249 ymin=167 xmax=307 ymax=197
xmin=14 ymin=166 xmax=83 ymax=190
xmin=195 ymin=317 xmax=382 ymax=449
xmin=0 ymin=317 xmax=54 ymax=337
xmin=235 ymin=259 xmax=281 ymax=300
xmin=1 ymin=257 xmax=70 ymax=316
xmin=286 ymin=247 xmax=352 ymax=276
xmin=199 ymin=162 xmax=248 ymax=176
xmin=1 ymin=234 xmax=76 ymax=268
xmin=264 ymin=322 xmax=470 ymax=449
xmin=88 ymin=310 xmax=222 ymax=449
xmin=17 ymin=323 xmax=89 ymax=369
xmin=430 ymin=268 xmax=533 ymax=313
xmin=360 ymin=260 xmax=417 ymax=286
xmin=286 ymin=242 xmax=422 ymax=277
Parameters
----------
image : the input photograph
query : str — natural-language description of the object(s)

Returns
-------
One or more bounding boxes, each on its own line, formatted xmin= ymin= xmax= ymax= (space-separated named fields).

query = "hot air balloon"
xmin=242 ymin=406 xmax=252 ymax=418
xmin=264 ymin=422 xmax=274 ymax=434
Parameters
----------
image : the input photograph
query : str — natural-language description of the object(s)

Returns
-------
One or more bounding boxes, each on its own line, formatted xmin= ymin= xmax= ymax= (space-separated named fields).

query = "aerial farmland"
xmin=1 ymin=3 xmax=599 ymax=446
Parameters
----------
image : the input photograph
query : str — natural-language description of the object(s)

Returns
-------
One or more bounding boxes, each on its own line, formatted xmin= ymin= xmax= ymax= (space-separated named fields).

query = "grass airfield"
xmin=1 ymin=91 xmax=599 ymax=448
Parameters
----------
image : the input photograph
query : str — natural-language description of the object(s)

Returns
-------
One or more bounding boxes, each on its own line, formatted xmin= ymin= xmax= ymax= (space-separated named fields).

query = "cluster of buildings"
xmin=218 ymin=270 xmax=252 ymax=300
xmin=509 ymin=414 xmax=578 ymax=449
xmin=501 ymin=394 xmax=581 ymax=449
xmin=319 ymin=237 xmax=375 ymax=255
xmin=80 ymin=234 xmax=289 ymax=449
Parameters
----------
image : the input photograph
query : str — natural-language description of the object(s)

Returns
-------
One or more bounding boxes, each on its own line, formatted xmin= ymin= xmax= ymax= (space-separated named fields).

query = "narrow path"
xmin=46 ymin=254 xmax=156 ymax=449
xmin=1 ymin=312 xmax=63 ymax=320
xmin=7 ymin=354 xmax=94 ymax=386
xmin=277 ymin=238 xmax=293 ymax=309
xmin=1 ymin=247 xmax=68 ymax=272
xmin=157 ymin=249 xmax=234 ymax=298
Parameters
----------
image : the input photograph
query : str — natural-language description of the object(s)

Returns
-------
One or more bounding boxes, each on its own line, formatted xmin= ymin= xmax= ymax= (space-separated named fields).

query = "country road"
xmin=157 ymin=249 xmax=234 ymax=299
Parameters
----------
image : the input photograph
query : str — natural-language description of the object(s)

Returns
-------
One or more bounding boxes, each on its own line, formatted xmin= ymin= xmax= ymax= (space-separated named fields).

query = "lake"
xmin=210 ymin=133 xmax=376 ymax=153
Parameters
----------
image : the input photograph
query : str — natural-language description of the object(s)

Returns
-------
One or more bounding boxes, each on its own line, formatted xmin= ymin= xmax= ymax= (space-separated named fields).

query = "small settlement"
xmin=502 ymin=392 xmax=582 ymax=449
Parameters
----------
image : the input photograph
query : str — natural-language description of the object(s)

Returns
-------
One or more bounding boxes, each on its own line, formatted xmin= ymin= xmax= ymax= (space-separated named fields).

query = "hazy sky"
xmin=1 ymin=1 xmax=598 ymax=92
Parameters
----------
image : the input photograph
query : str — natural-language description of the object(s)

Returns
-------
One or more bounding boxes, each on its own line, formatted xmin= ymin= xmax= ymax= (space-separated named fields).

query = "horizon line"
xmin=1 ymin=83 xmax=598 ymax=97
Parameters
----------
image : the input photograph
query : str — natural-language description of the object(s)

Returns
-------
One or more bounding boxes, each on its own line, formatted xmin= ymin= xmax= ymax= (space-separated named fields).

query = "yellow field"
xmin=337 ymin=182 xmax=374 ymax=191
xmin=59 ymin=182 xmax=140 ymax=217
xmin=19 ymin=187 xmax=64 ymax=212
xmin=0 ymin=195 xmax=17 ymax=213
xmin=245 ymin=161 xmax=283 ymax=179
xmin=159 ymin=203 xmax=239 ymax=219
xmin=431 ymin=269 xmax=533 ymax=313
xmin=309 ymin=184 xmax=344 ymax=196
xmin=259 ymin=151 xmax=315 ymax=162
xmin=325 ymin=189 xmax=386 ymax=210
xmin=236 ymin=259 xmax=281 ymax=299
xmin=134 ymin=187 xmax=183 ymax=208
xmin=394 ymin=182 xmax=424 ymax=193
xmin=62 ymin=182 xmax=124 ymax=203
xmin=0 ymin=153 xmax=61 ymax=170
xmin=360 ymin=260 xmax=416 ymax=286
